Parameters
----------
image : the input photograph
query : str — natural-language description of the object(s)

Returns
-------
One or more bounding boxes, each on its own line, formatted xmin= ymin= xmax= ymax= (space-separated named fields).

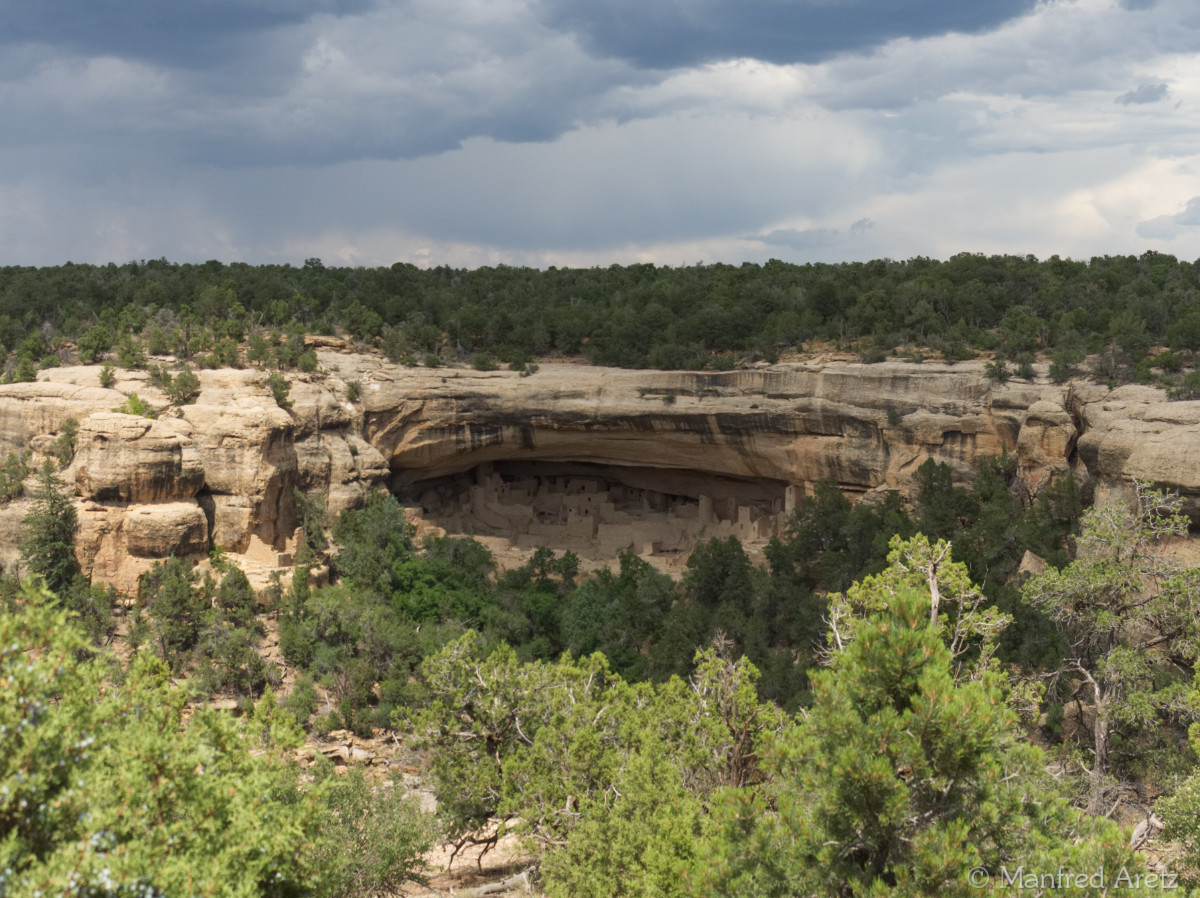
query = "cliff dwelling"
xmin=397 ymin=460 xmax=799 ymax=566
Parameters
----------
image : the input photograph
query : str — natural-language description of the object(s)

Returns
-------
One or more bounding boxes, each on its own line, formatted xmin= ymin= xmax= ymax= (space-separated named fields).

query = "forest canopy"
xmin=2 ymin=252 xmax=1199 ymax=380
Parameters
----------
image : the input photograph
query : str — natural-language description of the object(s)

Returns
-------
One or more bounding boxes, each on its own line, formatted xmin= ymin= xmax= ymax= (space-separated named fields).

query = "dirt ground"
xmin=399 ymin=833 xmax=539 ymax=897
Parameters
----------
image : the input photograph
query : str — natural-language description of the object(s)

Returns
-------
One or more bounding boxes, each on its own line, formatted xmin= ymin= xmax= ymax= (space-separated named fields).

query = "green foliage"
xmin=0 ymin=583 xmax=336 ymax=896
xmin=1023 ymin=482 xmax=1200 ymax=813
xmin=1050 ymin=346 xmax=1084 ymax=382
xmin=1158 ymin=667 xmax=1200 ymax=884
xmin=20 ymin=460 xmax=81 ymax=596
xmin=139 ymin=556 xmax=206 ymax=670
xmin=308 ymin=764 xmax=435 ymax=897
xmin=282 ymin=674 xmax=319 ymax=724
xmin=115 ymin=334 xmax=146 ymax=369
xmin=472 ymin=351 xmax=499 ymax=371
xmin=1151 ymin=349 xmax=1183 ymax=373
xmin=195 ymin=621 xmax=273 ymax=698
xmin=694 ymin=588 xmax=1142 ymax=897
xmin=539 ymin=738 xmax=705 ymax=898
xmin=98 ymin=362 xmax=116 ymax=387
xmin=214 ymin=563 xmax=258 ymax=624
xmin=294 ymin=487 xmax=329 ymax=552
xmin=832 ymin=535 xmax=1013 ymax=681
xmin=1168 ymin=370 xmax=1200 ymax=401
xmin=48 ymin=416 xmax=77 ymax=465
xmin=76 ymin=323 xmax=114 ymax=363
xmin=297 ymin=349 xmax=319 ymax=373
xmin=404 ymin=633 xmax=780 ymax=889
xmin=9 ymin=355 xmax=36 ymax=382
xmin=332 ymin=492 xmax=415 ymax=595
xmin=268 ymin=370 xmax=292 ymax=409
xmin=773 ymin=478 xmax=912 ymax=594
xmin=213 ymin=336 xmax=242 ymax=367
xmin=165 ymin=366 xmax=202 ymax=404
xmin=62 ymin=577 xmax=117 ymax=645
xmin=0 ymin=252 xmax=1196 ymax=375
xmin=0 ymin=451 xmax=27 ymax=502
xmin=115 ymin=392 xmax=156 ymax=417
xmin=248 ymin=332 xmax=272 ymax=365
xmin=984 ymin=356 xmax=1011 ymax=382
xmin=562 ymin=550 xmax=675 ymax=680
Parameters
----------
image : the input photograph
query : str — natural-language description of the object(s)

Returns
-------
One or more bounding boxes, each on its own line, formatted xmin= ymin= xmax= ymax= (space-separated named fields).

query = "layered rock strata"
xmin=2 ymin=354 xmax=1200 ymax=590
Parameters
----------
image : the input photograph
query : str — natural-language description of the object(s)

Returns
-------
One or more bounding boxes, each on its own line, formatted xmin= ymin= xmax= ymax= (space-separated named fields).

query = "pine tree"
xmin=20 ymin=459 xmax=81 ymax=595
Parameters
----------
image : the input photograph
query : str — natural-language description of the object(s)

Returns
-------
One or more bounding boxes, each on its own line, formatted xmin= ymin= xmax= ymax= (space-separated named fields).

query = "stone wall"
xmin=414 ymin=462 xmax=789 ymax=561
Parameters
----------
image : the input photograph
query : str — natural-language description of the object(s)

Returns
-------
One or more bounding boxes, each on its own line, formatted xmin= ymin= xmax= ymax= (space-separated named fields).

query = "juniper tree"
xmin=695 ymin=588 xmax=1141 ymax=897
xmin=1022 ymin=482 xmax=1200 ymax=815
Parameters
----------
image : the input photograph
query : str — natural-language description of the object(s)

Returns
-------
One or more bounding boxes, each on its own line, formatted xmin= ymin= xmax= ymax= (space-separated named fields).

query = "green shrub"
xmin=941 ymin=340 xmax=976 ymax=362
xmin=116 ymin=335 xmax=146 ymax=369
xmin=1015 ymin=353 xmax=1036 ymax=379
xmin=1168 ymin=370 xmax=1200 ymax=401
xmin=98 ymin=364 xmax=116 ymax=388
xmin=309 ymin=765 xmax=436 ymax=898
xmin=1049 ymin=348 xmax=1082 ymax=383
xmin=49 ymin=418 xmax=78 ymax=465
xmin=212 ymin=337 xmax=241 ymax=368
xmin=0 ymin=589 xmax=339 ymax=897
xmin=11 ymin=356 xmax=37 ymax=382
xmin=1152 ymin=349 xmax=1183 ymax=373
xmin=114 ymin=393 xmax=156 ymax=418
xmin=0 ymin=451 xmax=28 ymax=502
xmin=165 ymin=367 xmax=201 ymax=405
xmin=267 ymin=371 xmax=292 ymax=409
xmin=984 ymin=358 xmax=1010 ymax=383
xmin=282 ymin=674 xmax=319 ymax=724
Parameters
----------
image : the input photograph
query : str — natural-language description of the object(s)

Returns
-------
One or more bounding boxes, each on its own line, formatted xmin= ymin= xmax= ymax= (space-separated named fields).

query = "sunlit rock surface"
xmin=0 ymin=353 xmax=1195 ymax=590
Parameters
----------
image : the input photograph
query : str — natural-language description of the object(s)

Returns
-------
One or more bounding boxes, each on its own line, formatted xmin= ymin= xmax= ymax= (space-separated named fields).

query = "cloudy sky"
xmin=3 ymin=0 xmax=1200 ymax=268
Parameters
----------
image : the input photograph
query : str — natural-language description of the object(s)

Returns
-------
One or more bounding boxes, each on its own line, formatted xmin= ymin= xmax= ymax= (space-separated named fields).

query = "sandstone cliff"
xmin=1 ymin=353 xmax=1198 ymax=590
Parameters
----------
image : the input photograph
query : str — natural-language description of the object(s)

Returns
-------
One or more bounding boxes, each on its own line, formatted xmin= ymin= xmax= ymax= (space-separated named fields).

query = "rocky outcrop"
xmin=1069 ymin=382 xmax=1200 ymax=518
xmin=337 ymin=357 xmax=1061 ymax=496
xmin=75 ymin=412 xmax=204 ymax=502
xmin=2 ymin=353 xmax=1200 ymax=591
xmin=0 ymin=364 xmax=388 ymax=591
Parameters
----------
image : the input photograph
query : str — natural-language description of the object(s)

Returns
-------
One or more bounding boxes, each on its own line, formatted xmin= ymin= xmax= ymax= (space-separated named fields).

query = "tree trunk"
xmin=1088 ymin=691 xmax=1110 ymax=816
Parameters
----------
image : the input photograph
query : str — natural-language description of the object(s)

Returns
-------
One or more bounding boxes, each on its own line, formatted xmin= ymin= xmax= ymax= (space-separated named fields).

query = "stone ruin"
xmin=404 ymin=460 xmax=799 ymax=562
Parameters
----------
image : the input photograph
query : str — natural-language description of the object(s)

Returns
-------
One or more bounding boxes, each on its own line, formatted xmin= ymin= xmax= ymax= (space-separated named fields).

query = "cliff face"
xmin=0 ymin=367 xmax=387 ymax=591
xmin=2 ymin=353 xmax=1199 ymax=590
xmin=348 ymin=360 xmax=1056 ymax=492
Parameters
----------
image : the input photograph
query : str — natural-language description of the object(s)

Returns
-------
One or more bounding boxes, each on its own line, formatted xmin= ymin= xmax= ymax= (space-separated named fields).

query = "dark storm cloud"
xmin=1116 ymin=82 xmax=1169 ymax=105
xmin=0 ymin=0 xmax=375 ymax=67
xmin=535 ymin=0 xmax=1038 ymax=69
